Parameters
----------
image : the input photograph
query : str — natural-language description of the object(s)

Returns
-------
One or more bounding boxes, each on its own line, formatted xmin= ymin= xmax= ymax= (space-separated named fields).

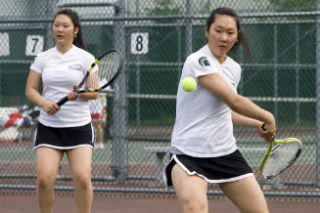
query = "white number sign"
xmin=0 ymin=33 xmax=10 ymax=56
xmin=25 ymin=35 xmax=44 ymax=56
xmin=131 ymin=33 xmax=149 ymax=54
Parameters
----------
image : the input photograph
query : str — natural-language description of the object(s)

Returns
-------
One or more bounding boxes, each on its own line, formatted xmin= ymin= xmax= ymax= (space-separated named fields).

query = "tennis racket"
xmin=259 ymin=136 xmax=302 ymax=179
xmin=57 ymin=49 xmax=123 ymax=106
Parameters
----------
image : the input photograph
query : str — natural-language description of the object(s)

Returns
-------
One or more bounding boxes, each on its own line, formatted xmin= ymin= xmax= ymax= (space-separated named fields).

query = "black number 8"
xmin=135 ymin=35 xmax=143 ymax=52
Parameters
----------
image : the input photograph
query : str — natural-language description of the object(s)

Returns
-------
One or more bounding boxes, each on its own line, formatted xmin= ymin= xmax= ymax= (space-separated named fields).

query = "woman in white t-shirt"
xmin=25 ymin=9 xmax=96 ymax=213
xmin=164 ymin=7 xmax=276 ymax=213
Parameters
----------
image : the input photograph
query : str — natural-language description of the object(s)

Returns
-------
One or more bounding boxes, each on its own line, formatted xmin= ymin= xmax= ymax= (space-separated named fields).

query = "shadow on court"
xmin=1 ymin=194 xmax=320 ymax=213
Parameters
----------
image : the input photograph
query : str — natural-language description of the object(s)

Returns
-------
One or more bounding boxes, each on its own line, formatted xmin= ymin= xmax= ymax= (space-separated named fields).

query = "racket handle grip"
xmin=261 ymin=123 xmax=266 ymax=131
xmin=57 ymin=96 xmax=69 ymax=106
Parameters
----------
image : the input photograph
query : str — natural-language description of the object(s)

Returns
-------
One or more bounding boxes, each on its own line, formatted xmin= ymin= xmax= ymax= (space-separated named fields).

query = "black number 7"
xmin=31 ymin=38 xmax=39 ymax=53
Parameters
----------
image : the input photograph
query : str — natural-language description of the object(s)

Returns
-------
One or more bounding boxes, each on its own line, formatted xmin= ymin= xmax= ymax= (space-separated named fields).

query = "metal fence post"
xmin=295 ymin=24 xmax=300 ymax=124
xmin=44 ymin=0 xmax=58 ymax=49
xmin=185 ymin=0 xmax=192 ymax=57
xmin=316 ymin=0 xmax=320 ymax=187
xmin=273 ymin=24 xmax=278 ymax=123
xmin=111 ymin=0 xmax=128 ymax=183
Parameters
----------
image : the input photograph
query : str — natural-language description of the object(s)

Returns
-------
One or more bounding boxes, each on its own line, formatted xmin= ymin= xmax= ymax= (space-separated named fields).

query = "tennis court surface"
xmin=2 ymin=194 xmax=320 ymax=213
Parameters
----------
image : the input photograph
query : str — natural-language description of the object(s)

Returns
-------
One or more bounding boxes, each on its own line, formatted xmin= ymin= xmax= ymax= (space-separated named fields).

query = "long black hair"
xmin=206 ymin=7 xmax=251 ymax=59
xmin=53 ymin=9 xmax=85 ymax=50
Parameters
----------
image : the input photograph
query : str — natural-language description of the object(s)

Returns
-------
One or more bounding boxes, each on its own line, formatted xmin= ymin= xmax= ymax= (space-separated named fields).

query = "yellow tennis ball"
xmin=181 ymin=77 xmax=197 ymax=92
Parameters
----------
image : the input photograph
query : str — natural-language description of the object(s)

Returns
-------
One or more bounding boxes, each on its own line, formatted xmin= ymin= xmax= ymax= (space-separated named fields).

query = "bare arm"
xmin=232 ymin=111 xmax=270 ymax=141
xmin=76 ymin=71 xmax=99 ymax=101
xmin=25 ymin=69 xmax=60 ymax=115
xmin=231 ymin=111 xmax=263 ymax=127
xmin=198 ymin=73 xmax=275 ymax=141
xmin=77 ymin=91 xmax=98 ymax=101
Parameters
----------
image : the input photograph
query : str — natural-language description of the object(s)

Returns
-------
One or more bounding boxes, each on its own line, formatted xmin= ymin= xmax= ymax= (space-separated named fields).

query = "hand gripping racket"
xmin=259 ymin=126 xmax=302 ymax=179
xmin=57 ymin=49 xmax=123 ymax=106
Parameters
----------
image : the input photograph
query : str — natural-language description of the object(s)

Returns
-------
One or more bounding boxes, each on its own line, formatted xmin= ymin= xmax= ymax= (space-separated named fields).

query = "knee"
xmin=37 ymin=173 xmax=55 ymax=190
xmin=73 ymin=173 xmax=92 ymax=189
xmin=180 ymin=196 xmax=207 ymax=213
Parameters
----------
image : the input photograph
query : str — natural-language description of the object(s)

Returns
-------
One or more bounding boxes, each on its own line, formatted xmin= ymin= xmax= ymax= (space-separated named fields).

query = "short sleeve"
xmin=187 ymin=54 xmax=220 ymax=78
xmin=84 ymin=53 xmax=96 ymax=73
xmin=235 ymin=64 xmax=242 ymax=88
xmin=30 ymin=53 xmax=44 ymax=74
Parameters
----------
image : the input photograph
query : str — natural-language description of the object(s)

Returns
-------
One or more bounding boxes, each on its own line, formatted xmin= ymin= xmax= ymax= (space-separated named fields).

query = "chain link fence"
xmin=0 ymin=0 xmax=319 ymax=199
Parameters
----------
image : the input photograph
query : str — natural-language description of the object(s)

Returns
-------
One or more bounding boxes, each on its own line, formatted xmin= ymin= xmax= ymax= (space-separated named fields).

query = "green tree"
xmin=147 ymin=0 xmax=181 ymax=23
xmin=269 ymin=0 xmax=316 ymax=11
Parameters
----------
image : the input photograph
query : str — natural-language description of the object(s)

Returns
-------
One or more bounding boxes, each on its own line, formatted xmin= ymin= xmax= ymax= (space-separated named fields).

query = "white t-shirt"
xmin=171 ymin=45 xmax=242 ymax=158
xmin=30 ymin=45 xmax=95 ymax=127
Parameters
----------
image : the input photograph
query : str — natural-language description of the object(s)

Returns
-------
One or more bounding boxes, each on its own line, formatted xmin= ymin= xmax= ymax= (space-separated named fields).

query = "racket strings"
xmin=96 ymin=52 xmax=121 ymax=88
xmin=263 ymin=142 xmax=301 ymax=178
xmin=85 ymin=51 xmax=121 ymax=91
xmin=86 ymin=71 xmax=99 ymax=90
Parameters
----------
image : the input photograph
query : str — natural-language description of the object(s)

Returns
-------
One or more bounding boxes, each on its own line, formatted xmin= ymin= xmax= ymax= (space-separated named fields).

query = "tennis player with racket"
xmin=25 ymin=9 xmax=122 ymax=213
xmin=164 ymin=8 xmax=275 ymax=213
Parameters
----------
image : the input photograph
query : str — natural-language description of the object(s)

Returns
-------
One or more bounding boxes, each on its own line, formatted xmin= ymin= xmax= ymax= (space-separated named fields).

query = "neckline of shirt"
xmin=204 ymin=44 xmax=229 ymax=66
xmin=55 ymin=45 xmax=75 ymax=56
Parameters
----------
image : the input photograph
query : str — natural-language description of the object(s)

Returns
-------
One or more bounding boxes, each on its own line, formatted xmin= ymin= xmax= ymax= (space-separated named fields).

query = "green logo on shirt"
xmin=199 ymin=57 xmax=210 ymax=67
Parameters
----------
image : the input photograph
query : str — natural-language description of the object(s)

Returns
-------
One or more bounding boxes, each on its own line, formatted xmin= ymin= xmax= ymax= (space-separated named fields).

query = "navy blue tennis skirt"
xmin=34 ymin=122 xmax=95 ymax=150
xmin=164 ymin=150 xmax=253 ymax=186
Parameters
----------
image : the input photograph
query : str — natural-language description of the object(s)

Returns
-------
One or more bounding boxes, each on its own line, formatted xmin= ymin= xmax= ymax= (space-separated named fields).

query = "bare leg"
xmin=92 ymin=122 xmax=105 ymax=148
xmin=219 ymin=176 xmax=269 ymax=213
xmin=67 ymin=147 xmax=93 ymax=213
xmin=36 ymin=147 xmax=63 ymax=213
xmin=171 ymin=164 xmax=208 ymax=213
xmin=95 ymin=122 xmax=104 ymax=143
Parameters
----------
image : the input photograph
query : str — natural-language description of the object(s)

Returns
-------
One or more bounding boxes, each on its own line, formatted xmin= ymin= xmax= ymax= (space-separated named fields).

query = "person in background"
xmin=89 ymin=92 xmax=107 ymax=149
xmin=164 ymin=7 xmax=276 ymax=213
xmin=25 ymin=9 xmax=97 ymax=213
xmin=0 ymin=107 xmax=31 ymax=130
